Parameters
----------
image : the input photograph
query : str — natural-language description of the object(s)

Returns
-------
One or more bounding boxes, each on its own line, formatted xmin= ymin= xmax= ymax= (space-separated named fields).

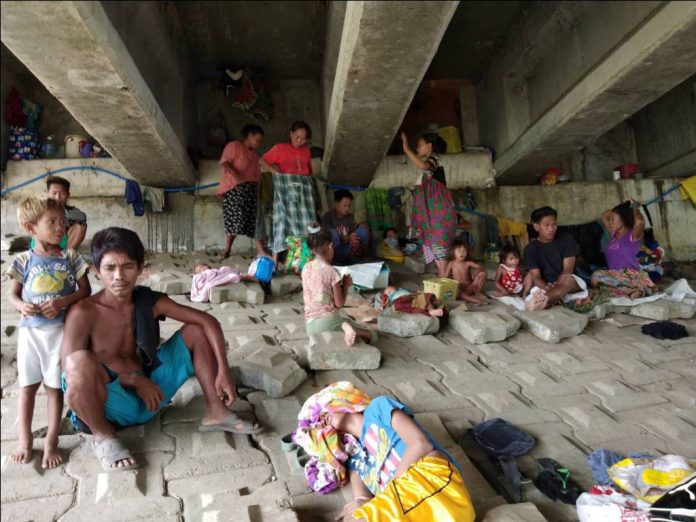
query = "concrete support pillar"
xmin=0 ymin=1 xmax=196 ymax=186
xmin=322 ymin=1 xmax=458 ymax=186
xmin=488 ymin=1 xmax=696 ymax=183
xmin=458 ymin=84 xmax=479 ymax=146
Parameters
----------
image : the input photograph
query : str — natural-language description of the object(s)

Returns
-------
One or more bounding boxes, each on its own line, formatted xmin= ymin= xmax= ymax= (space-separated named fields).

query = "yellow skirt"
xmin=353 ymin=456 xmax=475 ymax=522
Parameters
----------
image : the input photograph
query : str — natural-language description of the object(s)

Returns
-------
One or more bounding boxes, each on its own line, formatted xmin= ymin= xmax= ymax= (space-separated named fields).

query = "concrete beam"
xmin=492 ymin=1 xmax=696 ymax=183
xmin=323 ymin=1 xmax=458 ymax=185
xmin=0 ymin=1 xmax=196 ymax=186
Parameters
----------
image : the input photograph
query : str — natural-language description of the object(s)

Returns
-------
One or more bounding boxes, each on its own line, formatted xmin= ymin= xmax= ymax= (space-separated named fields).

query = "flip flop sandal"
xmin=199 ymin=412 xmax=264 ymax=435
xmin=280 ymin=433 xmax=298 ymax=453
xmin=94 ymin=438 xmax=139 ymax=472
xmin=533 ymin=458 xmax=580 ymax=505
xmin=292 ymin=448 xmax=311 ymax=472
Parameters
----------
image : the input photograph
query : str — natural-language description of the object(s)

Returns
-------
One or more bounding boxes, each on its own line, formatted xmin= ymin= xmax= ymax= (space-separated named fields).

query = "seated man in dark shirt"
xmin=522 ymin=206 xmax=586 ymax=310
xmin=321 ymin=189 xmax=371 ymax=265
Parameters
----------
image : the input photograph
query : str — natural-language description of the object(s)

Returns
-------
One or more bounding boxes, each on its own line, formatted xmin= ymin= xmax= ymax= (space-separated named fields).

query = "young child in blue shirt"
xmin=6 ymin=197 xmax=90 ymax=468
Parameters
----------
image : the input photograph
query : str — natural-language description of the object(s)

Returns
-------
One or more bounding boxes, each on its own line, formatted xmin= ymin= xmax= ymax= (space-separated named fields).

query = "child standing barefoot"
xmin=447 ymin=240 xmax=487 ymax=305
xmin=493 ymin=245 xmax=530 ymax=297
xmin=302 ymin=224 xmax=377 ymax=347
xmin=6 ymin=197 xmax=90 ymax=468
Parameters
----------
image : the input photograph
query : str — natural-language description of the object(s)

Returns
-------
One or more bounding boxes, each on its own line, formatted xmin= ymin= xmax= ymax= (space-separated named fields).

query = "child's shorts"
xmin=17 ymin=324 xmax=63 ymax=388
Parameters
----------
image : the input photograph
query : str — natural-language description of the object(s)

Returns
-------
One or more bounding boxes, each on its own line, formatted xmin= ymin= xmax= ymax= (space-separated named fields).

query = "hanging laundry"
xmin=678 ymin=175 xmax=696 ymax=204
xmin=142 ymin=186 xmax=165 ymax=213
xmin=221 ymin=65 xmax=274 ymax=123
xmin=365 ymin=188 xmax=392 ymax=231
xmin=271 ymin=173 xmax=316 ymax=254
xmin=124 ymin=179 xmax=144 ymax=217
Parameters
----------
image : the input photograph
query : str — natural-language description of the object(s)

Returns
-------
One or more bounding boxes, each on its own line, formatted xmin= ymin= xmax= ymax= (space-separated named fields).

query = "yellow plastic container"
xmin=423 ymin=277 xmax=460 ymax=302
xmin=383 ymin=254 xmax=405 ymax=264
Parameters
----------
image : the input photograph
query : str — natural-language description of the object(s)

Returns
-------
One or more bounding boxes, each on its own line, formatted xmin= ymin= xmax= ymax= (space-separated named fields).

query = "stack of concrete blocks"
xmin=512 ymin=307 xmax=589 ymax=343
xmin=628 ymin=298 xmax=696 ymax=321
xmin=144 ymin=270 xmax=192 ymax=295
xmin=307 ymin=331 xmax=381 ymax=370
xmin=450 ymin=308 xmax=521 ymax=344
xmin=377 ymin=312 xmax=439 ymax=337
xmin=210 ymin=282 xmax=265 ymax=305
xmin=270 ymin=274 xmax=303 ymax=297
xmin=226 ymin=334 xmax=307 ymax=398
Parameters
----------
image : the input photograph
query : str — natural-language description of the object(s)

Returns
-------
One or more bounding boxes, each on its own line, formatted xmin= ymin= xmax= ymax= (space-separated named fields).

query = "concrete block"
xmin=667 ymin=300 xmax=696 ymax=319
xmin=471 ymin=390 xmax=559 ymax=426
xmin=403 ymin=255 xmax=426 ymax=274
xmin=450 ymin=309 xmax=521 ymax=344
xmin=466 ymin=343 xmax=530 ymax=369
xmin=168 ymin=294 xmax=211 ymax=311
xmin=559 ymin=404 xmax=643 ymax=446
xmin=271 ymin=318 xmax=310 ymax=342
xmin=228 ymin=339 xmax=307 ymax=399
xmin=378 ymin=375 xmax=468 ymax=413
xmin=623 ymin=408 xmax=696 ymax=450
xmin=307 ymin=331 xmax=381 ymax=370
xmin=541 ymin=352 xmax=609 ymax=378
xmin=257 ymin=304 xmax=304 ymax=321
xmin=163 ymin=422 xmax=268 ymax=480
xmin=210 ymin=282 xmax=265 ymax=305
xmin=270 ymin=274 xmax=302 ymax=296
xmin=377 ymin=312 xmax=439 ymax=337
xmin=144 ymin=270 xmax=191 ymax=295
xmin=512 ymin=307 xmax=588 ymax=343
xmin=503 ymin=365 xmax=585 ymax=399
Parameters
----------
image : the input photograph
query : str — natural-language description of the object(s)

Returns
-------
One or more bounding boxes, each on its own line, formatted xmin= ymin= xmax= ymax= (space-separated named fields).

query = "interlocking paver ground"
xmin=1 ymin=251 xmax=694 ymax=521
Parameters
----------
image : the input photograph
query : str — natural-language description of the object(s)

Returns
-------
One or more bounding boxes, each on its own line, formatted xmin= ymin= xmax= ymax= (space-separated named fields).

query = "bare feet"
xmin=342 ymin=323 xmax=357 ymax=347
xmin=429 ymin=308 xmax=444 ymax=317
xmin=10 ymin=437 xmax=33 ymax=464
xmin=525 ymin=289 xmax=549 ymax=311
xmin=42 ymin=439 xmax=63 ymax=469
xmin=628 ymin=290 xmax=643 ymax=299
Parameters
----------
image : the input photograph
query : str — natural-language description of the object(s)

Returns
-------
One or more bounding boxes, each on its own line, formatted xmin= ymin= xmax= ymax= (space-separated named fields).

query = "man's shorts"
xmin=62 ymin=330 xmax=195 ymax=430
xmin=18 ymin=324 xmax=63 ymax=388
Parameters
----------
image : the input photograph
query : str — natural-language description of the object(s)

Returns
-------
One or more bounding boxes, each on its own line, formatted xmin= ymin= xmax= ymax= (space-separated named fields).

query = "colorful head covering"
xmin=293 ymin=381 xmax=372 ymax=494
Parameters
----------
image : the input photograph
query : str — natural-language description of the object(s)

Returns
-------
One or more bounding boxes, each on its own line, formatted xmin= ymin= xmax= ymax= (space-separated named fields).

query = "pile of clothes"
xmin=578 ymin=449 xmax=696 ymax=521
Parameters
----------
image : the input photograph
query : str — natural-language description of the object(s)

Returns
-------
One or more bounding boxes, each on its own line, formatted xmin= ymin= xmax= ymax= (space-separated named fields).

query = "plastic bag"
xmin=608 ymin=455 xmax=696 ymax=504
xmin=576 ymin=491 xmax=650 ymax=522
xmin=285 ymin=236 xmax=314 ymax=275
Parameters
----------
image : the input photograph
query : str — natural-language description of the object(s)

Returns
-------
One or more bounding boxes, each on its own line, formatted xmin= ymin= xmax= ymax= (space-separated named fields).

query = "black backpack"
xmin=469 ymin=418 xmax=536 ymax=502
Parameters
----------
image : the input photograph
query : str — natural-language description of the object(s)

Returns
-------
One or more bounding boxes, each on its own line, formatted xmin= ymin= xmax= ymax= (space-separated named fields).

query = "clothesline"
xmin=0 ymin=165 xmax=217 ymax=197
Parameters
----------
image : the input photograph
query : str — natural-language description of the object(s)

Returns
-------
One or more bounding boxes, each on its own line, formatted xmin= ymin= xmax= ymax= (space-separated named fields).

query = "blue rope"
xmin=326 ymin=183 xmax=367 ymax=192
xmin=0 ymin=164 xmax=218 ymax=197
xmin=641 ymin=183 xmax=681 ymax=208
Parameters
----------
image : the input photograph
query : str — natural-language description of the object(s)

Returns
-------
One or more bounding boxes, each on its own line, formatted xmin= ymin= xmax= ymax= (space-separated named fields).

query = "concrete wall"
xmin=632 ymin=74 xmax=696 ymax=179
xmin=0 ymin=44 xmax=94 ymax=169
xmin=580 ymin=121 xmax=639 ymax=182
xmin=462 ymin=179 xmax=694 ymax=261
xmin=4 ymin=158 xmax=692 ymax=261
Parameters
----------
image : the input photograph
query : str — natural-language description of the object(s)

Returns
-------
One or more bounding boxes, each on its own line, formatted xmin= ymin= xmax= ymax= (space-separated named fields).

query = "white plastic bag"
xmin=576 ymin=492 xmax=650 ymax=522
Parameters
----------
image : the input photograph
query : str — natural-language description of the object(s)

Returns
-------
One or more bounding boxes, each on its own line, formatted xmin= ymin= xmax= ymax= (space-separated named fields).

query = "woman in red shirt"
xmin=259 ymin=120 xmax=312 ymax=175
xmin=218 ymin=124 xmax=266 ymax=259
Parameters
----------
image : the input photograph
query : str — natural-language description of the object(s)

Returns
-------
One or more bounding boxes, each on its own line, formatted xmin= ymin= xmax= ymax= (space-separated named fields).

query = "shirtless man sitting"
xmin=61 ymin=227 xmax=262 ymax=471
xmin=447 ymin=240 xmax=487 ymax=305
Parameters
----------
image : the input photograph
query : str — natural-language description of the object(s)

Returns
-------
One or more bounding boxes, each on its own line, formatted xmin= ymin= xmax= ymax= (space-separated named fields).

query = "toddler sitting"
xmin=376 ymin=228 xmax=405 ymax=262
xmin=493 ymin=245 xmax=530 ymax=297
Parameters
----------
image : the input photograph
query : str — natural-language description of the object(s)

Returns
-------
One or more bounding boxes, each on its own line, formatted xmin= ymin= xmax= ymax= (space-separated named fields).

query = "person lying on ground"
xmin=447 ymin=239 xmax=487 ymax=305
xmin=379 ymin=286 xmax=444 ymax=318
xmin=292 ymin=381 xmax=475 ymax=522
xmin=61 ymin=227 xmax=262 ymax=472
xmin=322 ymin=189 xmax=371 ymax=266
xmin=523 ymin=206 xmax=585 ymax=310
xmin=7 ymin=197 xmax=91 ymax=469
xmin=302 ymin=223 xmax=377 ymax=347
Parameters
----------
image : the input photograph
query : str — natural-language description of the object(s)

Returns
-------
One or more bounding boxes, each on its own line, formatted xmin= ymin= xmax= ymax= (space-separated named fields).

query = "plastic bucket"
xmin=617 ymin=163 xmax=638 ymax=179
xmin=255 ymin=256 xmax=274 ymax=283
